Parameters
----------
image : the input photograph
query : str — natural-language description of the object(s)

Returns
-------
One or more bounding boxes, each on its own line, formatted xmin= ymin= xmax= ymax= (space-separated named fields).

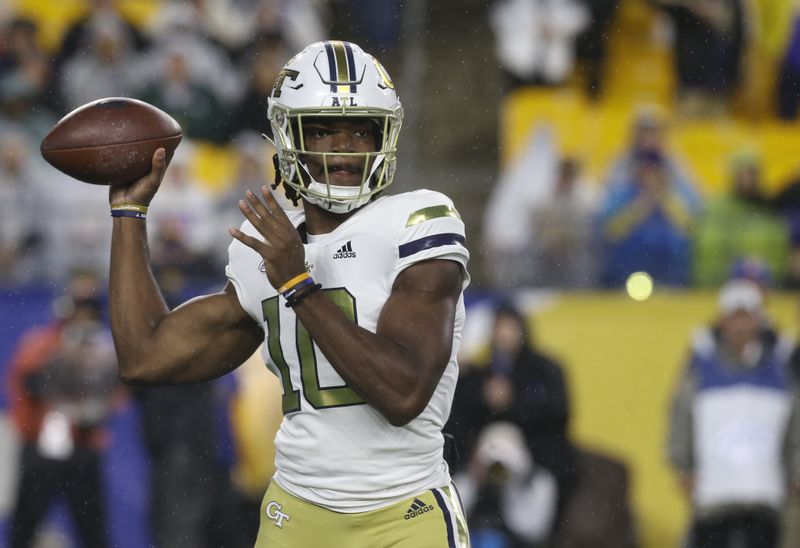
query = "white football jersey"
xmin=226 ymin=189 xmax=470 ymax=512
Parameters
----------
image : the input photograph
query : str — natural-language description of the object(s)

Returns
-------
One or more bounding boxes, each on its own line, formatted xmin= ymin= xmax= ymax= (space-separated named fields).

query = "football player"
xmin=107 ymin=41 xmax=470 ymax=547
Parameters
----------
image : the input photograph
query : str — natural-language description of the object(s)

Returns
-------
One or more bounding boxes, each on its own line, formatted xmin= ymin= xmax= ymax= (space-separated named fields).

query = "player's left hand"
xmin=229 ymin=185 xmax=306 ymax=290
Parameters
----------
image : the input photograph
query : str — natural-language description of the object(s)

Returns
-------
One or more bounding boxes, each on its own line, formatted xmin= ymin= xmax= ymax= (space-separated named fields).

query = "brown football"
xmin=40 ymin=97 xmax=183 ymax=186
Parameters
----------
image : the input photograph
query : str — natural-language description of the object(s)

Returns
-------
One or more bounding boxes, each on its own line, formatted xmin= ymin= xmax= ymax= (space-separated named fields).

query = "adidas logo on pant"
xmin=333 ymin=241 xmax=356 ymax=259
xmin=404 ymin=498 xmax=434 ymax=520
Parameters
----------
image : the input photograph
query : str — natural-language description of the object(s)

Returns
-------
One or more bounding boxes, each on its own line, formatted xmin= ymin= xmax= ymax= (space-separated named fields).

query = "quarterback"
xmin=107 ymin=41 xmax=470 ymax=547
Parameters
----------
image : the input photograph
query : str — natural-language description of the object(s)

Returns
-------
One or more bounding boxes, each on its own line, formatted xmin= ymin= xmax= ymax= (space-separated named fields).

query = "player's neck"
xmin=302 ymin=201 xmax=358 ymax=235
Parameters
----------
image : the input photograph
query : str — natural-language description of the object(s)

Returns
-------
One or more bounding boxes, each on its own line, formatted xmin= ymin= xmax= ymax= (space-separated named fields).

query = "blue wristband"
xmin=281 ymin=277 xmax=315 ymax=300
xmin=111 ymin=209 xmax=146 ymax=220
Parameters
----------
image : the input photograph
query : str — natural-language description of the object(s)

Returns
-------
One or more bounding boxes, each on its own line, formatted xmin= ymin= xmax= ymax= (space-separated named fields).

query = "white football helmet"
xmin=267 ymin=41 xmax=403 ymax=214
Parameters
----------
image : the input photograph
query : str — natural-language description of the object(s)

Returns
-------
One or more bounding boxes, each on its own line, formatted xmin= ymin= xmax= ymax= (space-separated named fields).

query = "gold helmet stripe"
xmin=331 ymin=40 xmax=351 ymax=94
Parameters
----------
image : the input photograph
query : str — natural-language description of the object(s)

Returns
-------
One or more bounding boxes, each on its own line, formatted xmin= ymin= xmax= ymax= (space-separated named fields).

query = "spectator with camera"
xmin=453 ymin=421 xmax=558 ymax=548
xmin=448 ymin=301 xmax=577 ymax=539
xmin=5 ymin=271 xmax=122 ymax=548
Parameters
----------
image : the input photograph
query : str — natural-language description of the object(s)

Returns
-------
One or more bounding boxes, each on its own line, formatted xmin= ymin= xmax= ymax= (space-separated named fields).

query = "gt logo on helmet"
xmin=272 ymin=68 xmax=300 ymax=98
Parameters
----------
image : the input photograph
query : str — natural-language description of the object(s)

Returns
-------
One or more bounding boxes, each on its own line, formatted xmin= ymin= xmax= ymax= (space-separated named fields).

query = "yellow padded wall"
xmin=531 ymin=290 xmax=799 ymax=547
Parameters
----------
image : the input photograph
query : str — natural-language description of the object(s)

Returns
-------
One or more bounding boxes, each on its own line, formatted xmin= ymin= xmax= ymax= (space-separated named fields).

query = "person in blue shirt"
xmin=597 ymin=149 xmax=702 ymax=286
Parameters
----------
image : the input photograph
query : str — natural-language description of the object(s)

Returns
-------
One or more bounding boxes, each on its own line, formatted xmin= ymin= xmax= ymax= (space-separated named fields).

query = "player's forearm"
xmin=109 ymin=219 xmax=171 ymax=379
xmin=293 ymin=293 xmax=438 ymax=426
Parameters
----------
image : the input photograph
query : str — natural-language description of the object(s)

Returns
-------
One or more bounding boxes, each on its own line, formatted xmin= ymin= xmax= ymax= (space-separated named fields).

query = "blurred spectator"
xmin=228 ymin=34 xmax=286 ymax=139
xmin=489 ymin=0 xmax=589 ymax=89
xmin=784 ymin=294 xmax=800 ymax=548
xmin=776 ymin=5 xmax=800 ymax=120
xmin=728 ymin=257 xmax=774 ymax=305
xmin=166 ymin=0 xmax=253 ymax=54
xmin=527 ymin=156 xmax=599 ymax=287
xmin=144 ymin=4 xmax=243 ymax=110
xmin=447 ymin=301 xmax=578 ymax=541
xmin=48 ymin=0 xmax=149 ymax=114
xmin=0 ymin=17 xmax=56 ymax=142
xmin=0 ymin=17 xmax=49 ymax=109
xmin=136 ymin=46 xmax=230 ymax=143
xmin=653 ymin=0 xmax=748 ymax=118
xmin=694 ymin=149 xmax=789 ymax=287
xmin=770 ymin=167 xmax=800 ymax=287
xmin=134 ymin=277 xmax=252 ymax=548
xmin=216 ymin=132 xmax=290 ymax=240
xmin=0 ymin=130 xmax=49 ymax=285
xmin=726 ymin=257 xmax=782 ymax=359
xmin=453 ymin=421 xmax=558 ymax=548
xmin=483 ymin=126 xmax=557 ymax=288
xmin=233 ymin=0 xmax=328 ymax=56
xmin=483 ymin=126 xmax=597 ymax=288
xmin=606 ymin=105 xmax=701 ymax=202
xmin=597 ymin=149 xmax=700 ymax=287
xmin=59 ymin=14 xmax=139 ymax=111
xmin=147 ymin=142 xmax=225 ymax=280
xmin=5 ymin=272 xmax=121 ymax=548
xmin=667 ymin=279 xmax=800 ymax=548
xmin=574 ymin=0 xmax=619 ymax=100
xmin=599 ymin=104 xmax=702 ymax=286
xmin=328 ymin=0 xmax=402 ymax=54
xmin=225 ymin=354 xmax=284 ymax=546
xmin=44 ymin=175 xmax=113 ymax=283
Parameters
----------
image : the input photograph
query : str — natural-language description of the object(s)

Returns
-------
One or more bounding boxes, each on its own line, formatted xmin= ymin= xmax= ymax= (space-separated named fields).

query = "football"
xmin=40 ymin=97 xmax=183 ymax=186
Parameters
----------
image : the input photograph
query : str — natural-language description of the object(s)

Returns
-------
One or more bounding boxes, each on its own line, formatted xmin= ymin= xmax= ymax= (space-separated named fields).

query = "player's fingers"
xmin=244 ymin=190 xmax=279 ymax=227
xmin=262 ymin=186 xmax=291 ymax=223
xmin=228 ymin=226 xmax=267 ymax=253
xmin=137 ymin=148 xmax=167 ymax=196
xmin=148 ymin=148 xmax=167 ymax=182
xmin=237 ymin=199 xmax=272 ymax=236
xmin=258 ymin=188 xmax=303 ymax=247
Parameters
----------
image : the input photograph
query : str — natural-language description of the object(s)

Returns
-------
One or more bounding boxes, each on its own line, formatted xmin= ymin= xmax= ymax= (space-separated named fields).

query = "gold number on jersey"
xmin=262 ymin=296 xmax=301 ymax=413
xmin=261 ymin=288 xmax=366 ymax=414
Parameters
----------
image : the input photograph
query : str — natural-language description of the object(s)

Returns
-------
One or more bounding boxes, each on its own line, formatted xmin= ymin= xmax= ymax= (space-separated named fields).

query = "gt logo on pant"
xmin=265 ymin=501 xmax=291 ymax=528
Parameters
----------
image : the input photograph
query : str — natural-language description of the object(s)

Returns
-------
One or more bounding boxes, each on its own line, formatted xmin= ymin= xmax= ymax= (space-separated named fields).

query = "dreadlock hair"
xmin=271 ymin=153 xmax=301 ymax=207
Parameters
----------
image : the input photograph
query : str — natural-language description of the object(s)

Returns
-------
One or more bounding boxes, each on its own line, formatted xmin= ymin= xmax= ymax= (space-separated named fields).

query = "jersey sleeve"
xmin=225 ymin=220 xmax=264 ymax=326
xmin=392 ymin=190 xmax=470 ymax=287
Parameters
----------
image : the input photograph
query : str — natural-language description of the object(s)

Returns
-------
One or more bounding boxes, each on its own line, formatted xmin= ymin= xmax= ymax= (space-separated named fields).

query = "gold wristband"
xmin=110 ymin=203 xmax=148 ymax=214
xmin=277 ymin=272 xmax=311 ymax=294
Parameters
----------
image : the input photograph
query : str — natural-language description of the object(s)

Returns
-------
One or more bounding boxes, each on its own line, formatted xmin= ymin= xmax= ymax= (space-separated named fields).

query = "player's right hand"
xmin=229 ymin=185 xmax=307 ymax=291
xmin=109 ymin=148 xmax=168 ymax=208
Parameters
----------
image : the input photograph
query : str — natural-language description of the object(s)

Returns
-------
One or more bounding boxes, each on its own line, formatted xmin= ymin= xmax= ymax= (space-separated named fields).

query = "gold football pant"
xmin=254 ymin=480 xmax=470 ymax=547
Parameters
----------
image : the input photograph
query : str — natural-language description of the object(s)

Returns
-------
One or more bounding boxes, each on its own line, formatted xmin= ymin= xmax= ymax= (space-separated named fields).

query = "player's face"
xmin=301 ymin=118 xmax=378 ymax=187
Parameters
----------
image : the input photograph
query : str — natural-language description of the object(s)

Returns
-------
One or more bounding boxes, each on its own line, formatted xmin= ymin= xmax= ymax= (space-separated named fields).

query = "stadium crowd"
xmin=2 ymin=1 xmax=800 ymax=547
xmin=1 ymin=1 xmax=799 ymax=295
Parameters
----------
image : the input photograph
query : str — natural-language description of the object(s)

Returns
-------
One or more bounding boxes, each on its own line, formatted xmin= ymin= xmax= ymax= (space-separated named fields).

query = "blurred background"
xmin=2 ymin=0 xmax=800 ymax=547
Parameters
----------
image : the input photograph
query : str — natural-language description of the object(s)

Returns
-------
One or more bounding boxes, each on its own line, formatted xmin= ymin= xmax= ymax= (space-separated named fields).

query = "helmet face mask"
xmin=267 ymin=41 xmax=403 ymax=214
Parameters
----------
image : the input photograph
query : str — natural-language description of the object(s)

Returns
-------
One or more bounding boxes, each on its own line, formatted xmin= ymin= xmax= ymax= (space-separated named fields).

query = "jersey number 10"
xmin=261 ymin=288 xmax=366 ymax=414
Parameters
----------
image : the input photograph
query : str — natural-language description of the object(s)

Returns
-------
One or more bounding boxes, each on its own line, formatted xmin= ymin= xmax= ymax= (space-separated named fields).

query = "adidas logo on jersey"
xmin=404 ymin=498 xmax=434 ymax=520
xmin=332 ymin=241 xmax=356 ymax=259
